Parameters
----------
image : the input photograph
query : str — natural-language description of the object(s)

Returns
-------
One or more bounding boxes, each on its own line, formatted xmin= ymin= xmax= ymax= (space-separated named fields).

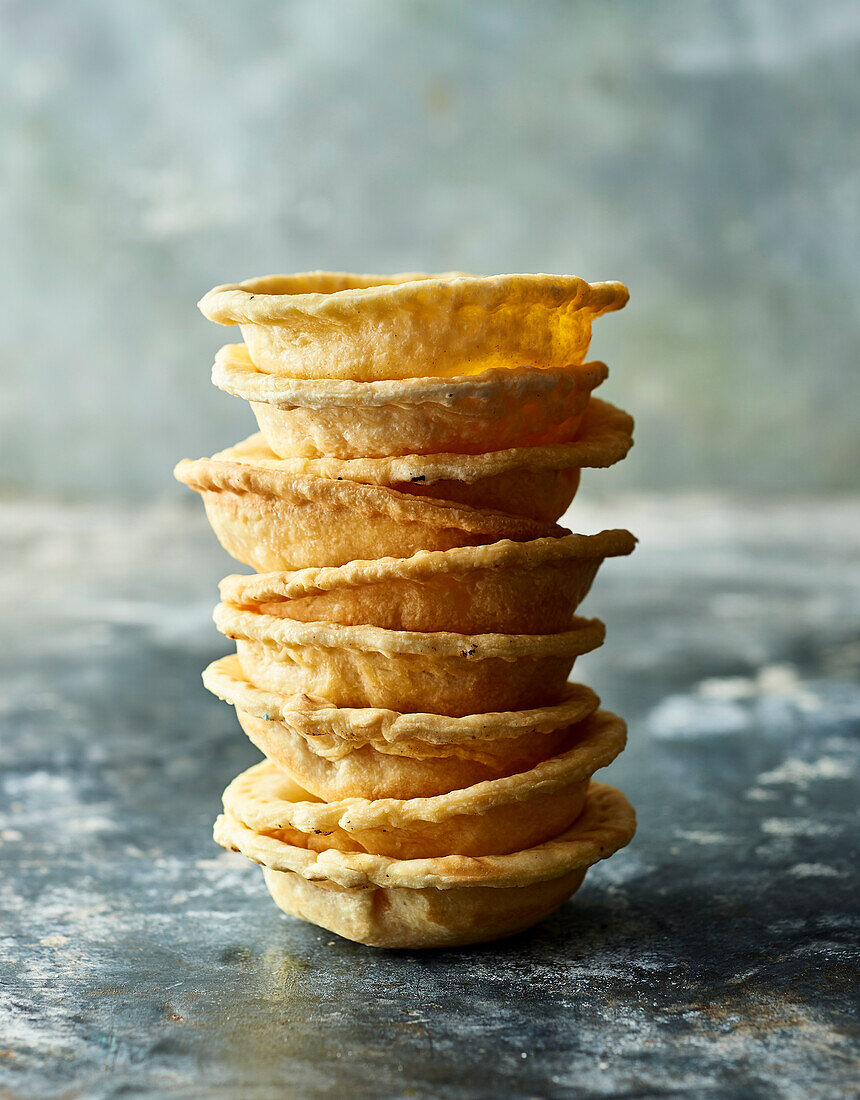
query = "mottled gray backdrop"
xmin=2 ymin=0 xmax=858 ymax=498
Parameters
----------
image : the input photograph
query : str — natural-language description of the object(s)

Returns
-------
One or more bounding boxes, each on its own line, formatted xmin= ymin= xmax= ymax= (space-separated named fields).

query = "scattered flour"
xmin=761 ymin=818 xmax=834 ymax=837
xmin=790 ymin=863 xmax=845 ymax=879
xmin=698 ymin=664 xmax=821 ymax=711
xmin=757 ymin=757 xmax=853 ymax=787
xmin=646 ymin=663 xmax=826 ymax=739
xmin=676 ymin=829 xmax=730 ymax=845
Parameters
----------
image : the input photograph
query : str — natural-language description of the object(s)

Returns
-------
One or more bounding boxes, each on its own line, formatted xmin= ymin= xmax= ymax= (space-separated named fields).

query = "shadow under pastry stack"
xmin=176 ymin=272 xmax=637 ymax=949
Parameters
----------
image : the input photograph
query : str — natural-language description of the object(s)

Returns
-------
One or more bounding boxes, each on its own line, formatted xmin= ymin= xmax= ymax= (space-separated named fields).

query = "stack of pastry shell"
xmin=177 ymin=272 xmax=637 ymax=948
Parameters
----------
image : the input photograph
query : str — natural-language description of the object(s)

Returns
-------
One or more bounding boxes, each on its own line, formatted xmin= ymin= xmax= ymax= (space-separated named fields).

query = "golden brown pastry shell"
xmin=213 ymin=782 xmax=636 ymax=948
xmin=198 ymin=271 xmax=628 ymax=382
xmin=215 ymin=604 xmax=605 ymax=716
xmin=203 ymin=655 xmax=601 ymax=800
xmin=185 ymin=397 xmax=632 ymax=524
xmin=174 ymin=462 xmax=565 ymax=571
xmin=214 ymin=343 xmax=608 ymax=459
xmin=219 ymin=530 xmax=636 ymax=635
xmin=220 ymin=709 xmax=625 ymax=859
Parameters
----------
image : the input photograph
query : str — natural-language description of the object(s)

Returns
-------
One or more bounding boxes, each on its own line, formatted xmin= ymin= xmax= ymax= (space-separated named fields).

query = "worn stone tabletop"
xmin=1 ymin=495 xmax=857 ymax=1099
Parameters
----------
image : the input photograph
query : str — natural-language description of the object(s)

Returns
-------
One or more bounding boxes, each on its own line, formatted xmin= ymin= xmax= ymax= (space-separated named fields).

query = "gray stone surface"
xmin=3 ymin=0 xmax=860 ymax=497
xmin=1 ymin=495 xmax=857 ymax=1099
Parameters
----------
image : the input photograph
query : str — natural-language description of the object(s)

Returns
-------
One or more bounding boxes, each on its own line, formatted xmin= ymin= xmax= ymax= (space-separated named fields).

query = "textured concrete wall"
xmin=2 ymin=0 xmax=858 ymax=498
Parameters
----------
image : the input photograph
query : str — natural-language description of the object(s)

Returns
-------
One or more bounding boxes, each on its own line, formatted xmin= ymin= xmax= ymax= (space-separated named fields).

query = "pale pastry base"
xmin=261 ymin=864 xmax=588 ymax=949
xmin=214 ymin=781 xmax=637 ymax=948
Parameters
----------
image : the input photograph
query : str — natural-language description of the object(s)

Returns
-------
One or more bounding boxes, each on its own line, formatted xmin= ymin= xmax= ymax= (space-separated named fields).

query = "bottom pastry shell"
xmin=261 ymin=864 xmax=589 ymax=949
xmin=214 ymin=781 xmax=635 ymax=949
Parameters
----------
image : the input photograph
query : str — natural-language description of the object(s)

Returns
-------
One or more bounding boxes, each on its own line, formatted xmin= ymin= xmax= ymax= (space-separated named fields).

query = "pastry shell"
xmin=218 ymin=530 xmax=636 ymax=635
xmin=213 ymin=781 xmax=636 ymax=948
xmin=214 ymin=603 xmax=605 ymax=716
xmin=186 ymin=397 xmax=632 ymax=524
xmin=173 ymin=459 xmax=565 ymax=571
xmin=213 ymin=343 xmax=608 ymax=459
xmin=203 ymin=655 xmax=601 ymax=800
xmin=220 ymin=709 xmax=625 ymax=859
xmin=198 ymin=271 xmax=629 ymax=382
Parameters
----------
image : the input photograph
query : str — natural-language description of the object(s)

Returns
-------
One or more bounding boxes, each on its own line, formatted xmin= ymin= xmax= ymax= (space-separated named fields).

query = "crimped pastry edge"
xmin=218 ymin=530 xmax=636 ymax=607
xmin=214 ymin=603 xmax=606 ymax=659
xmin=214 ymin=781 xmax=636 ymax=890
xmin=210 ymin=398 xmax=633 ymax=485
xmin=221 ymin=709 xmax=626 ymax=831
xmin=212 ymin=342 xmax=609 ymax=409
xmin=202 ymin=655 xmax=600 ymax=748
xmin=199 ymin=271 xmax=629 ymax=327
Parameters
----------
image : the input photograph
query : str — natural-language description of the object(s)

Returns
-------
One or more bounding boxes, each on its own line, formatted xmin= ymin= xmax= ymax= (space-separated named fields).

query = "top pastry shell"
xmin=199 ymin=271 xmax=629 ymax=381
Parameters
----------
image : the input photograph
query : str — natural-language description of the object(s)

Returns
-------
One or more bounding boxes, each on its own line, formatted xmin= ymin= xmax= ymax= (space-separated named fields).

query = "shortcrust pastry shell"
xmin=174 ymin=462 xmax=566 ymax=571
xmin=214 ymin=603 xmax=605 ymax=716
xmin=218 ymin=531 xmax=635 ymax=635
xmin=220 ymin=708 xmax=625 ymax=859
xmin=213 ymin=343 xmax=608 ymax=459
xmin=213 ymin=781 xmax=636 ymax=948
xmin=203 ymin=655 xmax=601 ymax=800
xmin=199 ymin=271 xmax=628 ymax=382
xmin=188 ymin=397 xmax=632 ymax=524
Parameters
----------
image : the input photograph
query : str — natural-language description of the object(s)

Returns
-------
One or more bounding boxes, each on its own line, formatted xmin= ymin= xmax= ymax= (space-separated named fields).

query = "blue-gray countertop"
xmin=1 ymin=495 xmax=857 ymax=1099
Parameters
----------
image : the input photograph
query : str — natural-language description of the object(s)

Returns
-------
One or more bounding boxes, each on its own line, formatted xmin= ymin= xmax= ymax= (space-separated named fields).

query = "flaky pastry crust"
xmin=215 ymin=604 xmax=605 ymax=715
xmin=198 ymin=271 xmax=629 ymax=382
xmin=213 ymin=783 xmax=636 ymax=947
xmin=213 ymin=343 xmax=607 ymax=459
xmin=220 ymin=709 xmax=625 ymax=858
xmin=218 ymin=530 xmax=636 ymax=634
xmin=203 ymin=655 xmax=601 ymax=800
xmin=174 ymin=458 xmax=565 ymax=571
